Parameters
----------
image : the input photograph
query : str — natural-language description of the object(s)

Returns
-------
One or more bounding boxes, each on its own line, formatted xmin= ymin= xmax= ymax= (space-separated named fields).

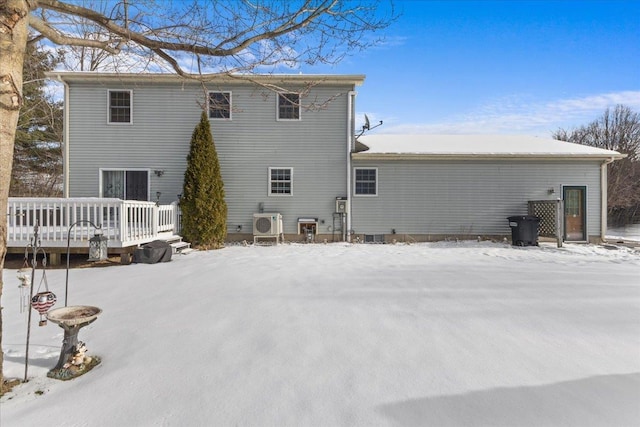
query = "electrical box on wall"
xmin=336 ymin=197 xmax=348 ymax=213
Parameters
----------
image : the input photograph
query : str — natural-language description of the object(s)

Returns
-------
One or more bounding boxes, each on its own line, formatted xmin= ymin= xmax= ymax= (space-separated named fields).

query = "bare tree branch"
xmin=29 ymin=15 xmax=120 ymax=53
xmin=35 ymin=0 xmax=394 ymax=76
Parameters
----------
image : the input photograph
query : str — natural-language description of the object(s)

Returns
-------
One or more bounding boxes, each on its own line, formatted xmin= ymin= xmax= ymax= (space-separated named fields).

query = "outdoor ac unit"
xmin=253 ymin=213 xmax=283 ymax=237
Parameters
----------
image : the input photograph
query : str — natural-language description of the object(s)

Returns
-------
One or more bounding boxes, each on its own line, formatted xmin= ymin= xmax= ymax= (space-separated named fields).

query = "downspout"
xmin=600 ymin=157 xmax=615 ymax=242
xmin=56 ymin=74 xmax=70 ymax=197
xmin=346 ymin=90 xmax=356 ymax=242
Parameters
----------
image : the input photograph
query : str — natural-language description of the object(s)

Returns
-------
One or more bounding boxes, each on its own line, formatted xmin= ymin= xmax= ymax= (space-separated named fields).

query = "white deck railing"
xmin=158 ymin=202 xmax=179 ymax=232
xmin=7 ymin=198 xmax=180 ymax=249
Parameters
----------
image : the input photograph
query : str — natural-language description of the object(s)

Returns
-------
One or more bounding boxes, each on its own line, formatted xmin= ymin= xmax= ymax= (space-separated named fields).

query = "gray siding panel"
xmin=67 ymin=80 xmax=352 ymax=235
xmin=351 ymin=160 xmax=602 ymax=238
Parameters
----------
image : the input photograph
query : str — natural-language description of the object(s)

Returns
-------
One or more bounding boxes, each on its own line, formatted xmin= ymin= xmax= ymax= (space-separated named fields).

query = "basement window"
xmin=364 ymin=234 xmax=384 ymax=243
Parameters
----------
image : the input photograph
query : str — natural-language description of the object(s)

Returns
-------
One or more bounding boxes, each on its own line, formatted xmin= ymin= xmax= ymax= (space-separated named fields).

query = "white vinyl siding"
xmin=108 ymin=90 xmax=132 ymax=124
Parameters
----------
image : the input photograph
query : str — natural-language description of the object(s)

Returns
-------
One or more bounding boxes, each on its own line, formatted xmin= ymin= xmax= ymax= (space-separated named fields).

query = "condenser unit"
xmin=253 ymin=213 xmax=283 ymax=237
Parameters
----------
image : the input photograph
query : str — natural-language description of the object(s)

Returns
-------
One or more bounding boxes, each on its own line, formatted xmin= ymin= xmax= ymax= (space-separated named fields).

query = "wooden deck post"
xmin=49 ymin=252 xmax=61 ymax=266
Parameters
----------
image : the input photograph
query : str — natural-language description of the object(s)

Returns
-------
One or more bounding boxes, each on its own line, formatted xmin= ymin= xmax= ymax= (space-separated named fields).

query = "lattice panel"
xmin=528 ymin=200 xmax=558 ymax=237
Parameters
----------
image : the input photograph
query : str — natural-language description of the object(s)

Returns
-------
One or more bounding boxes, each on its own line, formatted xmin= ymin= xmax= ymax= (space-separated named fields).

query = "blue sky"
xmin=305 ymin=0 xmax=640 ymax=136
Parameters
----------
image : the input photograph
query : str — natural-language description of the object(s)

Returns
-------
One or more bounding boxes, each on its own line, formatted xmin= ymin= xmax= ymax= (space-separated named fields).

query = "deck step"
xmin=162 ymin=235 xmax=185 ymax=244
xmin=170 ymin=240 xmax=192 ymax=254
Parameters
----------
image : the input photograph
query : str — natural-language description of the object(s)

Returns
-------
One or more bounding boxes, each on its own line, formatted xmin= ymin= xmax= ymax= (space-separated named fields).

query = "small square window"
xmin=108 ymin=90 xmax=132 ymax=123
xmin=355 ymin=168 xmax=377 ymax=196
xmin=278 ymin=93 xmax=300 ymax=120
xmin=269 ymin=167 xmax=293 ymax=195
xmin=208 ymin=92 xmax=231 ymax=119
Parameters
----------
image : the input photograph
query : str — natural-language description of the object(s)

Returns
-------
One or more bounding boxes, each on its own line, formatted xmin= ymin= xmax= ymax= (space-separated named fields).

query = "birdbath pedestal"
xmin=46 ymin=306 xmax=102 ymax=380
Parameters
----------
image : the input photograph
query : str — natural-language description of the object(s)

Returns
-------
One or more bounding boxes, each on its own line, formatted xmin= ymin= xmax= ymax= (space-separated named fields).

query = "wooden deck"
xmin=7 ymin=198 xmax=181 ymax=259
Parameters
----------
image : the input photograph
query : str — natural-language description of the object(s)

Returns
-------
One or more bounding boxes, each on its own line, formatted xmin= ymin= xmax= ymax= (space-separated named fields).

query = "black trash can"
xmin=507 ymin=215 xmax=540 ymax=246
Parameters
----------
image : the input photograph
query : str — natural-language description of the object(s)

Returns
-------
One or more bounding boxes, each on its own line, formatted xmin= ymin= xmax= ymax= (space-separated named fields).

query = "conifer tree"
xmin=181 ymin=112 xmax=227 ymax=248
xmin=11 ymin=41 xmax=63 ymax=196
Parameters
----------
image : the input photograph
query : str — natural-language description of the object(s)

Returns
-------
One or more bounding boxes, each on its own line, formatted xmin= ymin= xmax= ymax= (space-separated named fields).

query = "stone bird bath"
xmin=46 ymin=306 xmax=102 ymax=380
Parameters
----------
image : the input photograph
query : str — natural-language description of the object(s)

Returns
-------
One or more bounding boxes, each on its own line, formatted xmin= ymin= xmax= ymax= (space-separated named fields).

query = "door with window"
xmin=563 ymin=186 xmax=586 ymax=241
xmin=102 ymin=170 xmax=149 ymax=201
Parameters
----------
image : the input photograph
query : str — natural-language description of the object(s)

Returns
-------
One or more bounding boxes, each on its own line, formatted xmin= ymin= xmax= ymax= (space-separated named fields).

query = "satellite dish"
xmin=355 ymin=114 xmax=383 ymax=139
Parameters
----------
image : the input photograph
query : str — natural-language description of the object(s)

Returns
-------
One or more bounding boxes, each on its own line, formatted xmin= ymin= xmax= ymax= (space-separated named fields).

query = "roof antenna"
xmin=356 ymin=114 xmax=383 ymax=138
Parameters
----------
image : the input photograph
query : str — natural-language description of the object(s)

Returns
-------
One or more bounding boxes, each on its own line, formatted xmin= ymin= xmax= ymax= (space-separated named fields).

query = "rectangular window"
xmin=108 ymin=90 xmax=132 ymax=123
xmin=101 ymin=170 xmax=149 ymax=200
xmin=277 ymin=93 xmax=300 ymax=120
xmin=354 ymin=168 xmax=377 ymax=196
xmin=208 ymin=91 xmax=231 ymax=119
xmin=269 ymin=167 xmax=293 ymax=195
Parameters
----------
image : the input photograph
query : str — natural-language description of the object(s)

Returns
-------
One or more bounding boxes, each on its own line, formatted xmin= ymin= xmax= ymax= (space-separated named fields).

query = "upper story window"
xmin=108 ymin=90 xmax=132 ymax=124
xmin=269 ymin=167 xmax=293 ymax=195
xmin=354 ymin=168 xmax=377 ymax=196
xmin=277 ymin=93 xmax=300 ymax=120
xmin=208 ymin=91 xmax=232 ymax=119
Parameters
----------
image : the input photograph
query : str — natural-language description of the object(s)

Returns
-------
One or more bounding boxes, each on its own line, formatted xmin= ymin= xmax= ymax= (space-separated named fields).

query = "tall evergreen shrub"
xmin=181 ymin=112 xmax=227 ymax=248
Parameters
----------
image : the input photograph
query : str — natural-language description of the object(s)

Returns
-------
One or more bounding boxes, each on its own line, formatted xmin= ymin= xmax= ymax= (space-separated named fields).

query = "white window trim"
xmin=208 ymin=91 xmax=232 ymax=120
xmin=107 ymin=89 xmax=133 ymax=125
xmin=276 ymin=92 xmax=301 ymax=121
xmin=354 ymin=167 xmax=378 ymax=197
xmin=99 ymin=168 xmax=150 ymax=200
xmin=268 ymin=167 xmax=294 ymax=196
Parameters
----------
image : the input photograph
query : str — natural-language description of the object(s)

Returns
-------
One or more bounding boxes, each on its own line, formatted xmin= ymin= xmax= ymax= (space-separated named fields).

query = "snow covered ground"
xmin=2 ymin=241 xmax=640 ymax=427
xmin=607 ymin=223 xmax=640 ymax=242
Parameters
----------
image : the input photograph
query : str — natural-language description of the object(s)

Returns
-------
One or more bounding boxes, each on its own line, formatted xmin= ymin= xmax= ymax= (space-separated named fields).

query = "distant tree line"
xmin=554 ymin=105 xmax=640 ymax=226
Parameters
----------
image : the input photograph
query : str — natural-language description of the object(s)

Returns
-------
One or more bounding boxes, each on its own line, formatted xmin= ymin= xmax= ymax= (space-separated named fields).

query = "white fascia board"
xmin=45 ymin=71 xmax=365 ymax=86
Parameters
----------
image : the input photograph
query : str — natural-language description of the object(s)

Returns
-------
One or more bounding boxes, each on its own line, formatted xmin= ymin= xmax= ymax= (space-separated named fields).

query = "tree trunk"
xmin=0 ymin=0 xmax=30 ymax=390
